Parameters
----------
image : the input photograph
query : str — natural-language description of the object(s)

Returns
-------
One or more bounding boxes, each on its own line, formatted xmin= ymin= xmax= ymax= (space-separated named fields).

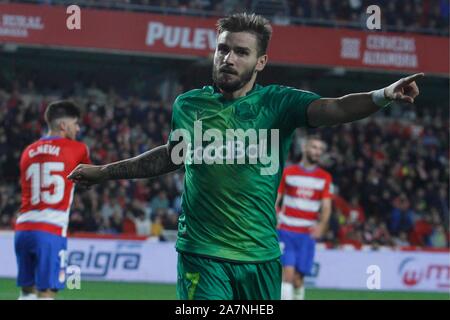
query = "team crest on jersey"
xmin=296 ymin=188 xmax=314 ymax=198
xmin=234 ymin=102 xmax=260 ymax=121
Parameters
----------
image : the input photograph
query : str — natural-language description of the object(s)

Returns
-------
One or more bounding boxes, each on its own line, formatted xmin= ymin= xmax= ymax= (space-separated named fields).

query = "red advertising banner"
xmin=0 ymin=3 xmax=448 ymax=76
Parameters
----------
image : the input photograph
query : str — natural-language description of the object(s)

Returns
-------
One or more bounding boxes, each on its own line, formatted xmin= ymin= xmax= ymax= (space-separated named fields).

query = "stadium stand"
xmin=3 ymin=0 xmax=450 ymax=35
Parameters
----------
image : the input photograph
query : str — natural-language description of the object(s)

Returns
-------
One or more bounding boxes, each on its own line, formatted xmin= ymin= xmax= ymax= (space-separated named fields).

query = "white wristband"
xmin=371 ymin=88 xmax=392 ymax=108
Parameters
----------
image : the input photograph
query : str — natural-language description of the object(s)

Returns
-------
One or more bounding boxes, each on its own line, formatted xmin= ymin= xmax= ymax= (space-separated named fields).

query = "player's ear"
xmin=58 ymin=119 xmax=68 ymax=132
xmin=255 ymin=54 xmax=268 ymax=72
xmin=301 ymin=140 xmax=308 ymax=154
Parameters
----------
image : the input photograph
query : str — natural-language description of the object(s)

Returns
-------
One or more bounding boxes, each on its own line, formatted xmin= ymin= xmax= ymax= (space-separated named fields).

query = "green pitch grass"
xmin=0 ymin=278 xmax=448 ymax=300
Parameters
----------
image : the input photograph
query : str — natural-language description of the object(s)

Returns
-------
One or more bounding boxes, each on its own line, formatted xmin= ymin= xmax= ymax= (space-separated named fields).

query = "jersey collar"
xmin=209 ymin=83 xmax=261 ymax=97
xmin=40 ymin=136 xmax=63 ymax=141
xmin=299 ymin=162 xmax=318 ymax=172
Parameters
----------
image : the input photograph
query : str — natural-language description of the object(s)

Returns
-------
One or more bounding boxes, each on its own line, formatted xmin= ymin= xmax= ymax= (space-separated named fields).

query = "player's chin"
xmin=218 ymin=72 xmax=240 ymax=83
xmin=217 ymin=79 xmax=241 ymax=92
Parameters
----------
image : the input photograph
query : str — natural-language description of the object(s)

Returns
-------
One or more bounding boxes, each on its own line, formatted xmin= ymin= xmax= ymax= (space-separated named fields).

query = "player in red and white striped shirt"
xmin=276 ymin=135 xmax=332 ymax=300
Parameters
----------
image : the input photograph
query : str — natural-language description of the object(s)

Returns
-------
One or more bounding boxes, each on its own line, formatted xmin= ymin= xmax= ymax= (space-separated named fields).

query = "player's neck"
xmin=300 ymin=160 xmax=317 ymax=171
xmin=47 ymin=130 xmax=64 ymax=139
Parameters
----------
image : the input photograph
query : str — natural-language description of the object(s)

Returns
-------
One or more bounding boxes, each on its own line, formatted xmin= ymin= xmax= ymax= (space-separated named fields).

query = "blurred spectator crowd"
xmin=4 ymin=0 xmax=449 ymax=35
xmin=297 ymin=106 xmax=449 ymax=249
xmin=0 ymin=78 xmax=449 ymax=248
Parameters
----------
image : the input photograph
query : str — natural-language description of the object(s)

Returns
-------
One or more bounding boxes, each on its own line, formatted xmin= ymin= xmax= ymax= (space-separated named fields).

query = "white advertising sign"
xmin=1 ymin=232 xmax=448 ymax=292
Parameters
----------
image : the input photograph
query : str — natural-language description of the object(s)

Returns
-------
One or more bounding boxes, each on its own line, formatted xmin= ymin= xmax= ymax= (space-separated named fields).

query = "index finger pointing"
xmin=402 ymin=73 xmax=425 ymax=85
xmin=67 ymin=171 xmax=79 ymax=179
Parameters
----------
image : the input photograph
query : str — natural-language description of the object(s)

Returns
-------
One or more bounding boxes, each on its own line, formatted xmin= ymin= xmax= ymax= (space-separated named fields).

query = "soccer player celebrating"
xmin=68 ymin=13 xmax=422 ymax=300
xmin=276 ymin=135 xmax=332 ymax=300
xmin=15 ymin=101 xmax=90 ymax=300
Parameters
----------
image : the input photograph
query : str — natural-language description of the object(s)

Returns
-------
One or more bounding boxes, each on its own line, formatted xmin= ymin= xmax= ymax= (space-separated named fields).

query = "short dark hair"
xmin=44 ymin=100 xmax=80 ymax=129
xmin=305 ymin=134 xmax=327 ymax=149
xmin=306 ymin=134 xmax=323 ymax=143
xmin=216 ymin=13 xmax=272 ymax=56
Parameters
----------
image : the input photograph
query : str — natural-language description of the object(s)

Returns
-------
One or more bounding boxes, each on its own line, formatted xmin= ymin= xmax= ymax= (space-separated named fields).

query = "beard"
xmin=306 ymin=154 xmax=320 ymax=164
xmin=212 ymin=64 xmax=256 ymax=93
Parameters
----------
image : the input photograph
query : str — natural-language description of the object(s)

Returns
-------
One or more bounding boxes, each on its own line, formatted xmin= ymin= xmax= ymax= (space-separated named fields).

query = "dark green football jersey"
xmin=168 ymin=84 xmax=321 ymax=262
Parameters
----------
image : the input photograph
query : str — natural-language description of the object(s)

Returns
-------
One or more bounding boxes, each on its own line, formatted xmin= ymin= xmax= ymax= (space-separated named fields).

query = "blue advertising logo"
xmin=68 ymin=242 xmax=142 ymax=278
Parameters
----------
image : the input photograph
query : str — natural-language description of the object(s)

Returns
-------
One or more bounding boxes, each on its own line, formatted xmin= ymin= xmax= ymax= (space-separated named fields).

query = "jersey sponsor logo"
xmin=169 ymin=120 xmax=280 ymax=175
xmin=296 ymin=187 xmax=315 ymax=199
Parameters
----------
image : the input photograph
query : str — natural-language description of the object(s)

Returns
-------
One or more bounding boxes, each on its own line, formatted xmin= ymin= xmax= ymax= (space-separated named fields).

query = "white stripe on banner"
xmin=279 ymin=213 xmax=315 ymax=227
xmin=16 ymin=209 xmax=70 ymax=228
xmin=284 ymin=195 xmax=321 ymax=212
xmin=286 ymin=175 xmax=326 ymax=190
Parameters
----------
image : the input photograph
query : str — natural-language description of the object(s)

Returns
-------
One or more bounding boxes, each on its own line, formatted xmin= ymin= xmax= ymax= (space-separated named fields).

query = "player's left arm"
xmin=311 ymin=198 xmax=332 ymax=240
xmin=275 ymin=192 xmax=283 ymax=214
xmin=307 ymin=73 xmax=424 ymax=127
xmin=275 ymin=169 xmax=287 ymax=214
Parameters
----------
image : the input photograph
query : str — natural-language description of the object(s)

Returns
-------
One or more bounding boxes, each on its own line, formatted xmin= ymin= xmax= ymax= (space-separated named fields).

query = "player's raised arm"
xmin=307 ymin=73 xmax=424 ymax=127
xmin=68 ymin=143 xmax=182 ymax=187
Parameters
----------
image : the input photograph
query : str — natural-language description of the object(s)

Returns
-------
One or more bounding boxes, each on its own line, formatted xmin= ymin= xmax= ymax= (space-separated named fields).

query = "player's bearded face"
xmin=212 ymin=62 xmax=256 ymax=93
xmin=212 ymin=31 xmax=260 ymax=93
xmin=305 ymin=141 xmax=325 ymax=164
xmin=306 ymin=152 xmax=320 ymax=164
